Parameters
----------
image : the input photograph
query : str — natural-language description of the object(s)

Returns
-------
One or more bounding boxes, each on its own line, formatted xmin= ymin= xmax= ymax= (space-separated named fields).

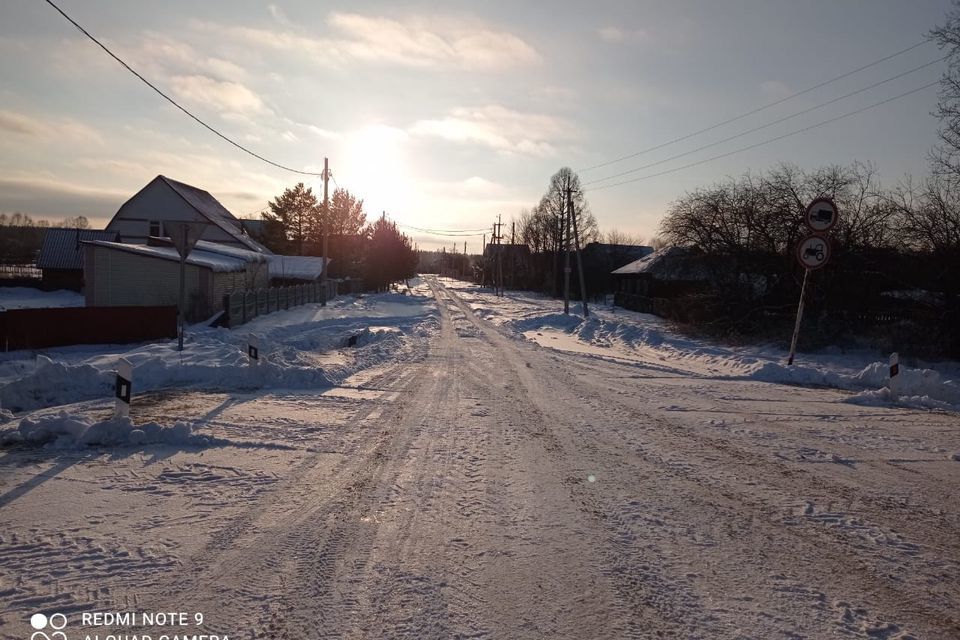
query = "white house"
xmin=104 ymin=175 xmax=271 ymax=254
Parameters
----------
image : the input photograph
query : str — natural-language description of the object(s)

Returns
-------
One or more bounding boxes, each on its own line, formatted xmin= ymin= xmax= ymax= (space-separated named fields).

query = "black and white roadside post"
xmin=889 ymin=352 xmax=900 ymax=401
xmin=167 ymin=222 xmax=208 ymax=352
xmin=248 ymin=333 xmax=262 ymax=365
xmin=787 ymin=198 xmax=838 ymax=366
xmin=115 ymin=357 xmax=133 ymax=418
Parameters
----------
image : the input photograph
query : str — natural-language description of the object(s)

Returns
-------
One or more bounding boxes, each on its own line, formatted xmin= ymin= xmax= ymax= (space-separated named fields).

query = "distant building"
xmin=82 ymin=239 xmax=269 ymax=322
xmin=105 ymin=175 xmax=271 ymax=254
xmin=481 ymin=243 xmax=531 ymax=288
xmin=580 ymin=242 xmax=653 ymax=297
xmin=611 ymin=246 xmax=730 ymax=315
xmin=36 ymin=228 xmax=119 ymax=291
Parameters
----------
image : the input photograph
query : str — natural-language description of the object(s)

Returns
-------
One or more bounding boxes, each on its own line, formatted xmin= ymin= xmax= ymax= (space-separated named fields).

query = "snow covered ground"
xmin=1 ymin=276 xmax=958 ymax=639
xmin=0 ymin=286 xmax=83 ymax=311
xmin=441 ymin=277 xmax=960 ymax=412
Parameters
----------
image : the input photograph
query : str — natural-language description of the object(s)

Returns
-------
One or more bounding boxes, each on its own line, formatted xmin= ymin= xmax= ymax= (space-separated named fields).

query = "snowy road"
xmin=2 ymin=276 xmax=959 ymax=639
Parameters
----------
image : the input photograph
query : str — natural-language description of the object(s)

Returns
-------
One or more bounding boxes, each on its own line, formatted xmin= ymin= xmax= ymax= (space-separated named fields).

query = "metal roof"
xmin=611 ymin=246 xmax=714 ymax=281
xmin=83 ymin=239 xmax=267 ymax=273
xmin=36 ymin=228 xmax=119 ymax=270
xmin=158 ymin=176 xmax=271 ymax=254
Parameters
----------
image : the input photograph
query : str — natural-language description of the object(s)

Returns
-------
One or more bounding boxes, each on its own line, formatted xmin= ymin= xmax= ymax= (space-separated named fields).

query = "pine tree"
xmin=263 ymin=183 xmax=320 ymax=255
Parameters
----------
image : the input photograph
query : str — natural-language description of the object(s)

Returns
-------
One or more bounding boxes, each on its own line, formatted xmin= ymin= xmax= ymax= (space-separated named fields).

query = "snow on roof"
xmin=84 ymin=239 xmax=267 ymax=273
xmin=36 ymin=228 xmax=119 ymax=270
xmin=267 ymin=255 xmax=328 ymax=281
xmin=611 ymin=246 xmax=713 ymax=281
xmin=157 ymin=176 xmax=272 ymax=254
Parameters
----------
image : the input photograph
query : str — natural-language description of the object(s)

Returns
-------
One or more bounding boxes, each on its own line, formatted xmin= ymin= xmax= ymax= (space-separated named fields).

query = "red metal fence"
xmin=0 ymin=306 xmax=177 ymax=351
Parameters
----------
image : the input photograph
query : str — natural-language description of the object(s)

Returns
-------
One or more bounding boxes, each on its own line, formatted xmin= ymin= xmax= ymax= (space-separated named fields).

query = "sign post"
xmin=167 ymin=222 xmax=208 ymax=351
xmin=787 ymin=198 xmax=838 ymax=366
xmin=248 ymin=333 xmax=261 ymax=363
xmin=889 ymin=352 xmax=900 ymax=401
xmin=115 ymin=357 xmax=133 ymax=418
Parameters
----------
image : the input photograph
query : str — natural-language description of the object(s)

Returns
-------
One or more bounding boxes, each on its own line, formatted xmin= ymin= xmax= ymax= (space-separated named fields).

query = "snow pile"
xmin=2 ymin=411 xmax=228 ymax=449
xmin=842 ymin=364 xmax=960 ymax=410
xmin=0 ymin=284 xmax=438 ymax=413
xmin=0 ymin=355 xmax=114 ymax=412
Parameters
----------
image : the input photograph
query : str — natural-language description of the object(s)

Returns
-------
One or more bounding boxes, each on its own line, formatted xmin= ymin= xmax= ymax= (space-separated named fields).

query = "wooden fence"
xmin=1 ymin=306 xmax=177 ymax=351
xmin=222 ymin=281 xmax=337 ymax=328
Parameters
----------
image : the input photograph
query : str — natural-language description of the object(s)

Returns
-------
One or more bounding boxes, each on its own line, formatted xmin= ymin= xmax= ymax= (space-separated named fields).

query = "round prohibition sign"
xmin=796 ymin=234 xmax=831 ymax=270
xmin=805 ymin=197 xmax=838 ymax=233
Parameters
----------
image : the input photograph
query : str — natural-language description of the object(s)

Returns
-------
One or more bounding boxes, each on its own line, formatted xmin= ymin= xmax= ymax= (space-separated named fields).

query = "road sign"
xmin=796 ymin=235 xmax=831 ymax=270
xmin=804 ymin=197 xmax=838 ymax=233
xmin=167 ymin=221 xmax=208 ymax=258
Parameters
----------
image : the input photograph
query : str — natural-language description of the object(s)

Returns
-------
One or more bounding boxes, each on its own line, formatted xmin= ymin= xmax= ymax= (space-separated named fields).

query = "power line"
xmin=43 ymin=0 xmax=325 ymax=177
xmin=585 ymin=80 xmax=939 ymax=193
xmin=390 ymin=218 xmax=488 ymax=236
xmin=583 ymin=56 xmax=946 ymax=186
xmin=578 ymin=38 xmax=933 ymax=173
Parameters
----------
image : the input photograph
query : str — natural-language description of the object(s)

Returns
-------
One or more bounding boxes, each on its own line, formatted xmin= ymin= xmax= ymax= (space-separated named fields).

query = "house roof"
xmin=36 ymin=228 xmax=120 ymax=270
xmin=157 ymin=176 xmax=271 ymax=254
xmin=84 ymin=239 xmax=268 ymax=273
xmin=612 ymin=246 xmax=713 ymax=281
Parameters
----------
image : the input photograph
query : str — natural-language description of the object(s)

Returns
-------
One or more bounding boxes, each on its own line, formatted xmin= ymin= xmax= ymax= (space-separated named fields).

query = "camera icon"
xmin=29 ymin=612 xmax=67 ymax=640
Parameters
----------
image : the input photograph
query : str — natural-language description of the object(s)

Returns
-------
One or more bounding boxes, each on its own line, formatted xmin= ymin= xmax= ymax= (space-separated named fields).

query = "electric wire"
xmin=43 ymin=0 xmax=324 ymax=177
xmin=387 ymin=217 xmax=488 ymax=236
xmin=578 ymin=38 xmax=933 ymax=173
xmin=583 ymin=56 xmax=946 ymax=186
xmin=585 ymin=80 xmax=939 ymax=193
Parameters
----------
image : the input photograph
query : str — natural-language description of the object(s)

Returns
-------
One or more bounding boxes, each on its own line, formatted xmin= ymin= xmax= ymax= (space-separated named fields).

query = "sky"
xmin=0 ymin=0 xmax=955 ymax=250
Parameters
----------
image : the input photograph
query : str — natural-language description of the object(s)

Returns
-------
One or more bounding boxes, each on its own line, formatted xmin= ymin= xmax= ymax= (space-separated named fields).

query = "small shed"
xmin=83 ymin=239 xmax=269 ymax=322
xmin=36 ymin=228 xmax=120 ymax=291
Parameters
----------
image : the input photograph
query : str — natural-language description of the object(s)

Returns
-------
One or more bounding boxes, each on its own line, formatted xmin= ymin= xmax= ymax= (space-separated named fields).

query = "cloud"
xmin=0 ymin=174 xmax=127 ymax=222
xmin=304 ymin=124 xmax=342 ymax=140
xmin=194 ymin=12 xmax=540 ymax=71
xmin=411 ymin=105 xmax=571 ymax=157
xmin=0 ymin=110 xmax=102 ymax=144
xmin=597 ymin=19 xmax=696 ymax=48
xmin=268 ymin=4 xmax=292 ymax=27
xmin=168 ymin=75 xmax=268 ymax=115
xmin=598 ymin=27 xmax=649 ymax=44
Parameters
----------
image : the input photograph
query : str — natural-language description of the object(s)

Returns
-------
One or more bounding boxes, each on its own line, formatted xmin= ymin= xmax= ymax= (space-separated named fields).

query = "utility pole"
xmin=563 ymin=187 xmax=572 ymax=314
xmin=463 ymin=241 xmax=467 ymax=279
xmin=321 ymin=157 xmax=329 ymax=307
xmin=496 ymin=214 xmax=504 ymax=297
xmin=567 ymin=187 xmax=589 ymax=317
xmin=510 ymin=221 xmax=516 ymax=289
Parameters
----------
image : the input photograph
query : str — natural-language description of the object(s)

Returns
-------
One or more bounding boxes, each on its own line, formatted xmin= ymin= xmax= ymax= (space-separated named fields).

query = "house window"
xmin=149 ymin=220 xmax=161 ymax=237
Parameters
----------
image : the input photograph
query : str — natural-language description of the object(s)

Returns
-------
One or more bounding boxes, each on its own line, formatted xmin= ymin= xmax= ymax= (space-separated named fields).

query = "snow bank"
xmin=745 ymin=360 xmax=960 ymax=410
xmin=444 ymin=278 xmax=960 ymax=412
xmin=2 ymin=411 xmax=228 ymax=449
xmin=0 ymin=287 xmax=438 ymax=413
xmin=0 ymin=355 xmax=113 ymax=413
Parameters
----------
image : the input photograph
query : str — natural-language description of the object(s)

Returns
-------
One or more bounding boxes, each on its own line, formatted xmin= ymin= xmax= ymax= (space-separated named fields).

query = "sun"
xmin=340 ymin=124 xmax=414 ymax=219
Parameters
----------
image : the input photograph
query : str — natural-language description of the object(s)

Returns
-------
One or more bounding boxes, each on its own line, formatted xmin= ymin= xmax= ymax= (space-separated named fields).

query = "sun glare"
xmin=341 ymin=124 xmax=413 ymax=220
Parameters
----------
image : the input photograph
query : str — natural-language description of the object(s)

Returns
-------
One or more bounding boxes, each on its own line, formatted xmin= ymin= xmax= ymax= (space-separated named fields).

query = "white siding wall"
xmin=106 ymin=179 xmax=242 ymax=247
xmin=85 ymin=245 xmax=215 ymax=319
